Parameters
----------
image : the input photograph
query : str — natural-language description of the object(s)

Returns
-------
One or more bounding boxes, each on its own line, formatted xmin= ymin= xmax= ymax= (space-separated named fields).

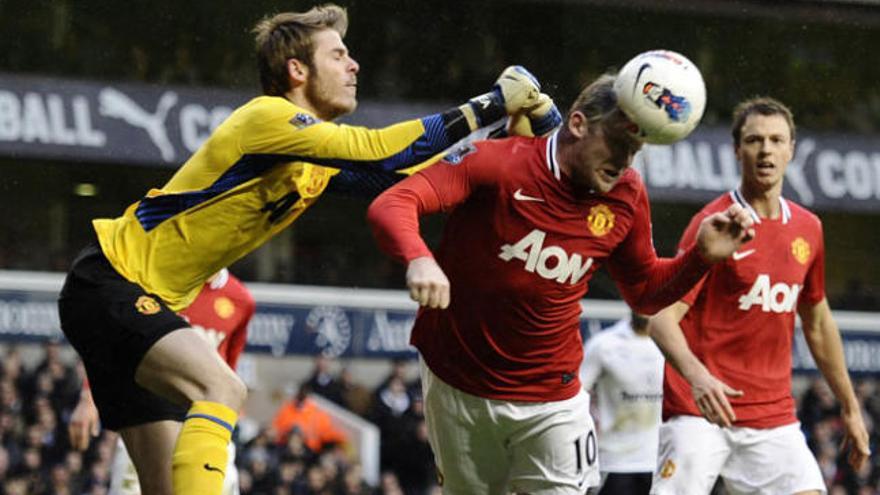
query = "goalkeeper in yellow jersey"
xmin=57 ymin=4 xmax=560 ymax=494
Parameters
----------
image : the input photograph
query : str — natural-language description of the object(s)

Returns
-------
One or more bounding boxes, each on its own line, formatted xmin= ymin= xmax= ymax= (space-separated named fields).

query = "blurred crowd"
xmin=0 ymin=344 xmax=437 ymax=495
xmin=1 ymin=342 xmax=878 ymax=495
xmin=799 ymin=377 xmax=880 ymax=494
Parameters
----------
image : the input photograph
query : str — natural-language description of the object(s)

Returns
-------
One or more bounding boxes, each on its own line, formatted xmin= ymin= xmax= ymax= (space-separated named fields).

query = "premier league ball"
xmin=614 ymin=50 xmax=707 ymax=144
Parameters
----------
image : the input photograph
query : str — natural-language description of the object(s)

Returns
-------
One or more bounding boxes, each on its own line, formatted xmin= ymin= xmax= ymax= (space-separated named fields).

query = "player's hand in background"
xmin=689 ymin=368 xmax=744 ymax=428
xmin=69 ymin=388 xmax=101 ymax=451
xmin=493 ymin=65 xmax=543 ymax=116
xmin=406 ymin=256 xmax=450 ymax=309
xmin=840 ymin=407 xmax=872 ymax=471
xmin=696 ymin=203 xmax=756 ymax=263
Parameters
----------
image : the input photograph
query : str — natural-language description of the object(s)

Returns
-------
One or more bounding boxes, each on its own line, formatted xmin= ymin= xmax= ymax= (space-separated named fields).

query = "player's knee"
xmin=204 ymin=372 xmax=247 ymax=411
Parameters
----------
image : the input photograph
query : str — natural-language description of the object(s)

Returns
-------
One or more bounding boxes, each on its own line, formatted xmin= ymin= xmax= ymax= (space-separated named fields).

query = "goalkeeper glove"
xmin=449 ymin=65 xmax=546 ymax=135
xmin=507 ymin=93 xmax=563 ymax=137
xmin=493 ymin=65 xmax=542 ymax=115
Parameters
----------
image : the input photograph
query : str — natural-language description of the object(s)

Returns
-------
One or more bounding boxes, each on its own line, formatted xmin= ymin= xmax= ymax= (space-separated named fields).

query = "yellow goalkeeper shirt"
xmin=93 ymin=95 xmax=457 ymax=310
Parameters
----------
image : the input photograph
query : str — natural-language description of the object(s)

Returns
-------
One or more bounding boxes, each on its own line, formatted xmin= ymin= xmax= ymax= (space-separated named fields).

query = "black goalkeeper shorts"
xmin=58 ymin=242 xmax=190 ymax=430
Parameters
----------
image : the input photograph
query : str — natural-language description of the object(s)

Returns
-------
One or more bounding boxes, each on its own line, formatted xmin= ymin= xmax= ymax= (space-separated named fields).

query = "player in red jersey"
xmin=366 ymin=73 xmax=756 ymax=494
xmin=69 ymin=269 xmax=255 ymax=495
xmin=648 ymin=97 xmax=870 ymax=495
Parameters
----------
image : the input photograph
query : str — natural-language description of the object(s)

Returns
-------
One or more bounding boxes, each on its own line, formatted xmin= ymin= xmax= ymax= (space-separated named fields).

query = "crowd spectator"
xmin=800 ymin=376 xmax=880 ymax=493
xmin=4 ymin=341 xmax=879 ymax=494
xmin=272 ymin=383 xmax=349 ymax=455
xmin=305 ymin=356 xmax=344 ymax=406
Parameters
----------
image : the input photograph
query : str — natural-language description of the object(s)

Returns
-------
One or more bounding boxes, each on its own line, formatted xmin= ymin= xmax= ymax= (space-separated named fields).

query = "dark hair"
xmin=630 ymin=311 xmax=649 ymax=331
xmin=566 ymin=73 xmax=643 ymax=166
xmin=731 ymin=97 xmax=796 ymax=147
xmin=253 ymin=4 xmax=349 ymax=96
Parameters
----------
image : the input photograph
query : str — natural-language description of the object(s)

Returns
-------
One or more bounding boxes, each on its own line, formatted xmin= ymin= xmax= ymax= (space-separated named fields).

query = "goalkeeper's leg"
xmin=135 ymin=329 xmax=247 ymax=495
xmin=117 ymin=421 xmax=181 ymax=495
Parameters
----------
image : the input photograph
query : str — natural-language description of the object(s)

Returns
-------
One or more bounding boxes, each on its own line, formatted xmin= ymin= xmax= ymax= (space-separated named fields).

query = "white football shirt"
xmin=580 ymin=317 xmax=665 ymax=473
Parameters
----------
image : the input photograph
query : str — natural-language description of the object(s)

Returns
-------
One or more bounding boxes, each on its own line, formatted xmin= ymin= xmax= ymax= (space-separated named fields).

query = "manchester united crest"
xmin=791 ymin=237 xmax=810 ymax=265
xmin=135 ymin=295 xmax=161 ymax=315
xmin=305 ymin=166 xmax=330 ymax=195
xmin=214 ymin=296 xmax=235 ymax=319
xmin=587 ymin=204 xmax=615 ymax=237
xmin=660 ymin=459 xmax=676 ymax=479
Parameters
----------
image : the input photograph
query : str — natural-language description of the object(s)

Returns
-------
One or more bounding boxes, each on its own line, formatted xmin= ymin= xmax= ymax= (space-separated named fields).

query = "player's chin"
xmin=591 ymin=175 xmax=618 ymax=194
xmin=326 ymin=99 xmax=357 ymax=119
xmin=340 ymin=97 xmax=357 ymax=114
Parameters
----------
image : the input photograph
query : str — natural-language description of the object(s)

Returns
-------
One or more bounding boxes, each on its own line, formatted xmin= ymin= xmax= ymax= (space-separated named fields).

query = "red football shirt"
xmin=662 ymin=191 xmax=825 ymax=428
xmin=180 ymin=269 xmax=256 ymax=370
xmin=369 ymin=133 xmax=711 ymax=402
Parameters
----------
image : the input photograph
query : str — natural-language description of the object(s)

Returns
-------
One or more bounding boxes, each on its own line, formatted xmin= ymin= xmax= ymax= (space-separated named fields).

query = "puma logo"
xmin=98 ymin=87 xmax=178 ymax=162
xmin=203 ymin=463 xmax=224 ymax=476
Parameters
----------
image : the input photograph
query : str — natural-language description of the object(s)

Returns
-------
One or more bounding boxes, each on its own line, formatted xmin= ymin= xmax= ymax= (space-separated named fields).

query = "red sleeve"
xmin=224 ymin=278 xmax=256 ymax=371
xmin=801 ymin=220 xmax=826 ymax=306
xmin=676 ymin=210 xmax=710 ymax=307
xmin=607 ymin=186 xmax=711 ymax=315
xmin=367 ymin=150 xmax=491 ymax=263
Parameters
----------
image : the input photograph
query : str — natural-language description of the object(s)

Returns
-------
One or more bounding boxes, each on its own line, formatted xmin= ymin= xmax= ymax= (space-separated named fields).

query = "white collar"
xmin=729 ymin=189 xmax=790 ymax=224
xmin=545 ymin=129 xmax=561 ymax=180
xmin=209 ymin=268 xmax=230 ymax=290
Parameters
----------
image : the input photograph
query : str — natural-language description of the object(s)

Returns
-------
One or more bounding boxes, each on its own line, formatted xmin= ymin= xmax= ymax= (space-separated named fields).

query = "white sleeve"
xmin=580 ymin=334 xmax=604 ymax=391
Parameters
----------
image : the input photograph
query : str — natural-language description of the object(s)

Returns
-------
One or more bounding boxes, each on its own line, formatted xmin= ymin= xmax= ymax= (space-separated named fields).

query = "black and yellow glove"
xmin=508 ymin=93 xmax=563 ymax=137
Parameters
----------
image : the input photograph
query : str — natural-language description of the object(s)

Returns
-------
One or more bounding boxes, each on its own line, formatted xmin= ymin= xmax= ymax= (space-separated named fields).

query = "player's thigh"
xmin=650 ymin=416 xmax=730 ymax=495
xmin=721 ymin=422 xmax=825 ymax=495
xmin=598 ymin=472 xmax=653 ymax=495
xmin=118 ymin=420 xmax=182 ymax=495
xmin=59 ymin=245 xmax=194 ymax=431
xmin=419 ymin=359 xmax=509 ymax=495
xmin=506 ymin=389 xmax=599 ymax=495
xmin=136 ymin=327 xmax=245 ymax=408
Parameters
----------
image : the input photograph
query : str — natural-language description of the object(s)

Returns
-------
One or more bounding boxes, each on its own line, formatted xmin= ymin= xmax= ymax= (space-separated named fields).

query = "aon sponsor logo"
xmin=738 ymin=274 xmax=802 ymax=313
xmin=498 ymin=229 xmax=593 ymax=284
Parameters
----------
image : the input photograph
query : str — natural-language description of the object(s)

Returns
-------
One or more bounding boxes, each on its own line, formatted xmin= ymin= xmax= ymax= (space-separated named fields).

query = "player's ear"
xmin=287 ymin=58 xmax=309 ymax=86
xmin=567 ymin=111 xmax=588 ymax=139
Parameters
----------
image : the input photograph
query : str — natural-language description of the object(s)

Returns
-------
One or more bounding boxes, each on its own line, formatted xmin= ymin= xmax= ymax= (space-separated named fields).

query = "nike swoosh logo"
xmin=513 ymin=188 xmax=544 ymax=202
xmin=732 ymin=249 xmax=756 ymax=261
xmin=203 ymin=463 xmax=224 ymax=476
xmin=634 ymin=62 xmax=652 ymax=91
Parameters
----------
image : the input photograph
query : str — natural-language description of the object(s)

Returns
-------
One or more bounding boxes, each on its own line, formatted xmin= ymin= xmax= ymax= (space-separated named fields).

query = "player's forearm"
xmin=617 ymin=244 xmax=711 ymax=315
xmin=802 ymin=306 xmax=861 ymax=414
xmin=649 ymin=305 xmax=706 ymax=382
xmin=367 ymin=178 xmax=436 ymax=264
xmin=348 ymin=97 xmax=504 ymax=174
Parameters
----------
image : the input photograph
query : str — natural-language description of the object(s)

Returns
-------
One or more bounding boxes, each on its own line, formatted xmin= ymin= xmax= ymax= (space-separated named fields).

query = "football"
xmin=614 ymin=50 xmax=707 ymax=144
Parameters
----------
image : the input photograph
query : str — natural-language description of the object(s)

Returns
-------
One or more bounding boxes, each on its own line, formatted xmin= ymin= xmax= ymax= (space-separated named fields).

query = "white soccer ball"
xmin=614 ymin=50 xmax=706 ymax=144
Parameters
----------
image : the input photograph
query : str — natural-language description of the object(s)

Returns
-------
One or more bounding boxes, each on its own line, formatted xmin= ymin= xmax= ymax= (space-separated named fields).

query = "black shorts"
xmin=597 ymin=472 xmax=653 ymax=495
xmin=58 ymin=243 xmax=189 ymax=430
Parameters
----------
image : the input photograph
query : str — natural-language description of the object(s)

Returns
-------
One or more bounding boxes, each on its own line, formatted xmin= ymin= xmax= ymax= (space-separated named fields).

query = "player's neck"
xmin=739 ymin=183 xmax=783 ymax=219
xmin=285 ymin=90 xmax=328 ymax=121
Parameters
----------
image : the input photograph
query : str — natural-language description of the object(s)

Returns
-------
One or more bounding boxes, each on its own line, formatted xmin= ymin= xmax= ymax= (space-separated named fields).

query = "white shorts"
xmin=109 ymin=438 xmax=239 ymax=495
xmin=420 ymin=359 xmax=600 ymax=495
xmin=650 ymin=416 xmax=825 ymax=495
